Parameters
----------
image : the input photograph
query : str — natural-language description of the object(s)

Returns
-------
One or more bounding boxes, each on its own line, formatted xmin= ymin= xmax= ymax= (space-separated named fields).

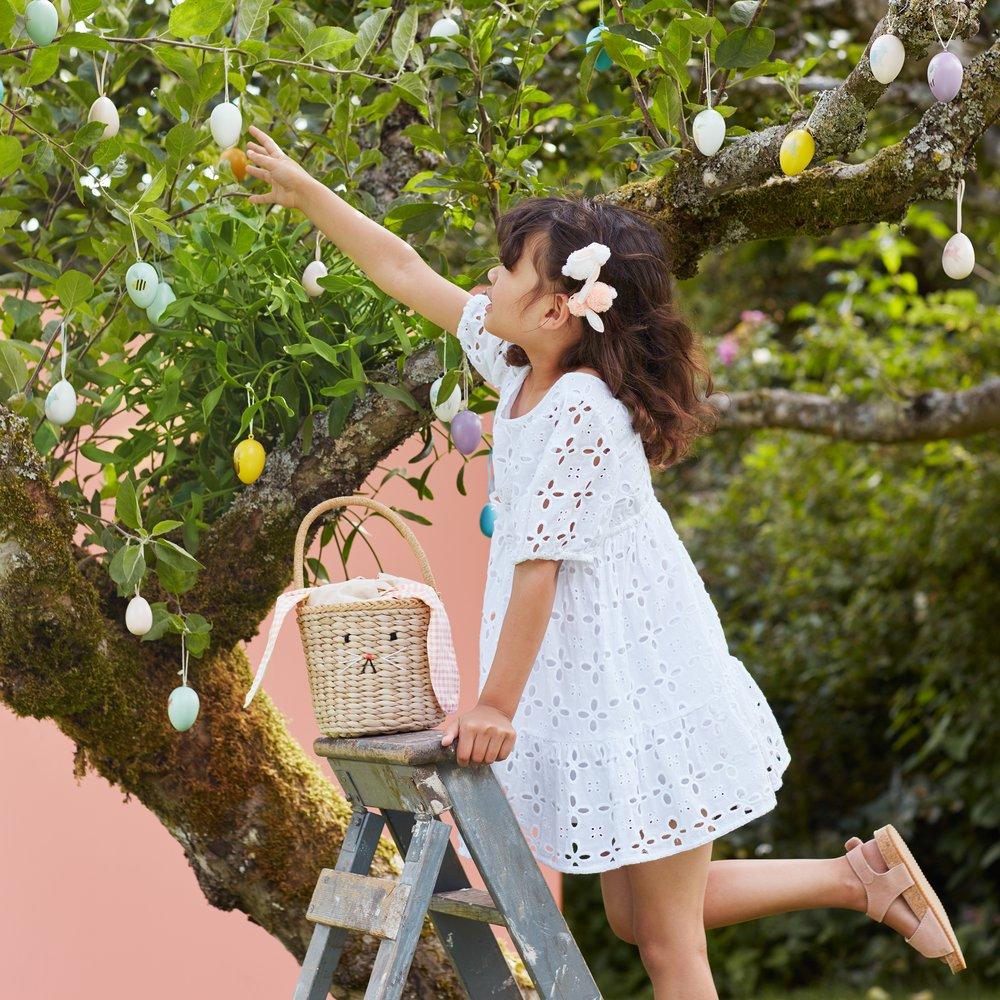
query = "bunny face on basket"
xmin=336 ymin=625 xmax=403 ymax=676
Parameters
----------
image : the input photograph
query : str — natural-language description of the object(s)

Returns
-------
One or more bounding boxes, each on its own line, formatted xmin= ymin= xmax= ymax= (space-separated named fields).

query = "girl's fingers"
xmin=249 ymin=125 xmax=283 ymax=157
xmin=246 ymin=148 xmax=277 ymax=167
xmin=248 ymin=191 xmax=276 ymax=205
xmin=245 ymin=164 xmax=271 ymax=180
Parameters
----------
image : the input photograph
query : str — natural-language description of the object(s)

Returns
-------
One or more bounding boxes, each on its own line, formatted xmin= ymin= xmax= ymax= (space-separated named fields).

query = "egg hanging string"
xmin=179 ymin=631 xmax=190 ymax=687
xmin=223 ymin=48 xmax=230 ymax=104
xmin=315 ymin=229 xmax=322 ymax=262
xmin=931 ymin=0 xmax=961 ymax=50
xmin=703 ymin=39 xmax=713 ymax=107
xmin=58 ymin=318 xmax=68 ymax=382
xmin=954 ymin=176 xmax=965 ymax=233
xmin=245 ymin=381 xmax=258 ymax=439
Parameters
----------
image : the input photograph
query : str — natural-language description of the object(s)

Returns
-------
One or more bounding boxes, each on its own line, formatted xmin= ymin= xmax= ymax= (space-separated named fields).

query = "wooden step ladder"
xmin=293 ymin=729 xmax=603 ymax=1000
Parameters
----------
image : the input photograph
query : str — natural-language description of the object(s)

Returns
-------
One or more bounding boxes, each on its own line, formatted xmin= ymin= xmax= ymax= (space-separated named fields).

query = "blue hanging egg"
xmin=0 ymin=77 xmax=5 ymax=104
xmin=479 ymin=502 xmax=495 ymax=537
xmin=585 ymin=22 xmax=613 ymax=71
xmin=168 ymin=684 xmax=200 ymax=732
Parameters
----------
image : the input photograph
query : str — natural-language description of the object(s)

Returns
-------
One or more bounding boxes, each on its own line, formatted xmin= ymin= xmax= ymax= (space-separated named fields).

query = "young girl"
xmin=245 ymin=125 xmax=966 ymax=995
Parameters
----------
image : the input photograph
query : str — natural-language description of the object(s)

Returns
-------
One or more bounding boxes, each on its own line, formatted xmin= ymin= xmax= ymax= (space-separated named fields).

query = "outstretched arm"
xmin=246 ymin=125 xmax=473 ymax=337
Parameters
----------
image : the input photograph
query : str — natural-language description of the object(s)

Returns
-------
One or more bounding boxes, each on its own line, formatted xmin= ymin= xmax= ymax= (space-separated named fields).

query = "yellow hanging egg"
xmin=779 ymin=128 xmax=815 ymax=176
xmin=233 ymin=437 xmax=266 ymax=484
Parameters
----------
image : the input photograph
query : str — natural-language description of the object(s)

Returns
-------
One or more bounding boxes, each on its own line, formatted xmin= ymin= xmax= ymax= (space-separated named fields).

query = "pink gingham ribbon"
xmin=243 ymin=578 xmax=460 ymax=714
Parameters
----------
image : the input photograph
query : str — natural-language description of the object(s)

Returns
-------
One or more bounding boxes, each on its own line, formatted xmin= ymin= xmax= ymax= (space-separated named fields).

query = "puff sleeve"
xmin=455 ymin=292 xmax=512 ymax=387
xmin=509 ymin=392 xmax=620 ymax=565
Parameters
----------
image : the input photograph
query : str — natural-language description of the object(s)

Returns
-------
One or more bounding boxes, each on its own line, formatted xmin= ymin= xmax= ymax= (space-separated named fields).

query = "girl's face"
xmin=482 ymin=233 xmax=577 ymax=353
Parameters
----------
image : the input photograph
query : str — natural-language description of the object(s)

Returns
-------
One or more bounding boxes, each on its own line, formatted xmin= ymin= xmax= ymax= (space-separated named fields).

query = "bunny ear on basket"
xmin=562 ymin=242 xmax=618 ymax=332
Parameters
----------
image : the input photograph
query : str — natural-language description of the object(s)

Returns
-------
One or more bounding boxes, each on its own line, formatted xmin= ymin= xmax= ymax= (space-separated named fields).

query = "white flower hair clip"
xmin=562 ymin=241 xmax=618 ymax=332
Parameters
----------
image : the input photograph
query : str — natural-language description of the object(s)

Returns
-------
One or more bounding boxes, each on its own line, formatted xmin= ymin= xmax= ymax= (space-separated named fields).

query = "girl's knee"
xmin=633 ymin=918 xmax=708 ymax=973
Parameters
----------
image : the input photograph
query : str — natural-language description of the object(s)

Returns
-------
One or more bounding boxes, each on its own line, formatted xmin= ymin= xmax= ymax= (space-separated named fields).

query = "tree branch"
xmin=603 ymin=0 xmax=995 ymax=275
xmin=0 ymin=403 xmax=470 ymax=999
xmin=709 ymin=378 xmax=1000 ymax=442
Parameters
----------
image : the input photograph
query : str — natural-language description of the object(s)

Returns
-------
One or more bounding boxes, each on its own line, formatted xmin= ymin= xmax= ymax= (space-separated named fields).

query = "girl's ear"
xmin=545 ymin=292 xmax=574 ymax=329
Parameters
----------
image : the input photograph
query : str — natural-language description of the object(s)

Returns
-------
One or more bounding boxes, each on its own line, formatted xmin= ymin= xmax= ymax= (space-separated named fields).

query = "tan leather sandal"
xmin=844 ymin=824 xmax=966 ymax=974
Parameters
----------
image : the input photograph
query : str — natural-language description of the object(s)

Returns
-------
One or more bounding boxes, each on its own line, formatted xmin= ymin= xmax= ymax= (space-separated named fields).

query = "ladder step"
xmin=306 ymin=869 xmax=411 ymax=941
xmin=428 ymin=887 xmax=504 ymax=925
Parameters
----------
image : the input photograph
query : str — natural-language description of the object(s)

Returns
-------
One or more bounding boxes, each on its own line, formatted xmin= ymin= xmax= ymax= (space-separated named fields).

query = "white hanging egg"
xmin=301 ymin=259 xmax=328 ymax=297
xmin=87 ymin=95 xmax=120 ymax=139
xmin=941 ymin=232 xmax=975 ymax=280
xmin=210 ymin=101 xmax=242 ymax=149
xmin=25 ymin=0 xmax=58 ymax=47
xmin=868 ymin=33 xmax=905 ymax=84
xmin=430 ymin=375 xmax=463 ymax=422
xmin=692 ymin=108 xmax=726 ymax=156
xmin=146 ymin=281 xmax=176 ymax=324
xmin=44 ymin=378 xmax=77 ymax=425
xmin=125 ymin=595 xmax=153 ymax=636
xmin=125 ymin=260 xmax=159 ymax=308
xmin=428 ymin=15 xmax=460 ymax=50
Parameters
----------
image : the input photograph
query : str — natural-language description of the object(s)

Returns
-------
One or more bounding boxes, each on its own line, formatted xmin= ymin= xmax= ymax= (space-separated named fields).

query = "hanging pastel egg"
xmin=220 ymin=146 xmax=247 ymax=182
xmin=25 ymin=0 xmax=58 ymax=47
xmin=927 ymin=50 xmax=963 ymax=103
xmin=146 ymin=281 xmax=176 ymax=324
xmin=779 ymin=128 xmax=815 ymax=176
xmin=234 ymin=436 xmax=266 ymax=484
xmin=125 ymin=260 xmax=159 ymax=308
xmin=168 ymin=684 xmax=200 ymax=732
xmin=941 ymin=232 xmax=975 ymax=280
xmin=450 ymin=407 xmax=482 ymax=455
xmin=0 ymin=77 xmax=5 ymax=104
xmin=584 ymin=21 xmax=613 ymax=71
xmin=692 ymin=108 xmax=726 ymax=156
xmin=428 ymin=14 xmax=460 ymax=50
xmin=479 ymin=502 xmax=495 ymax=537
xmin=87 ymin=95 xmax=120 ymax=139
xmin=210 ymin=100 xmax=242 ymax=149
xmin=125 ymin=595 xmax=153 ymax=636
xmin=301 ymin=259 xmax=328 ymax=297
xmin=430 ymin=375 xmax=463 ymax=422
xmin=868 ymin=33 xmax=905 ymax=84
xmin=44 ymin=378 xmax=77 ymax=425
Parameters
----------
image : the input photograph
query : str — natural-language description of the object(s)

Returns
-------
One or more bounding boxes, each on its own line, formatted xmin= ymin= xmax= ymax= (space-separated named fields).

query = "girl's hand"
xmin=245 ymin=125 xmax=316 ymax=212
xmin=440 ymin=702 xmax=516 ymax=767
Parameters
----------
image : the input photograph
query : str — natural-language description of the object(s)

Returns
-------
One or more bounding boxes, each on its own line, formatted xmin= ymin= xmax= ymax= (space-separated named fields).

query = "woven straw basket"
xmin=292 ymin=495 xmax=445 ymax=739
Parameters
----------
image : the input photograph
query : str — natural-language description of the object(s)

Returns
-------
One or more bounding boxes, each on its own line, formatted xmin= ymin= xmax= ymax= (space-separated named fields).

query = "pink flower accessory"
xmin=562 ymin=241 xmax=618 ymax=332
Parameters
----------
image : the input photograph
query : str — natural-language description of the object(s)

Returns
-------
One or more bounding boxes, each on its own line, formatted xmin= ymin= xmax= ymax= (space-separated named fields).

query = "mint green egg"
xmin=146 ymin=281 xmax=176 ymax=324
xmin=0 ymin=78 xmax=5 ymax=104
xmin=25 ymin=0 xmax=59 ymax=47
xmin=125 ymin=260 xmax=158 ymax=308
xmin=168 ymin=685 xmax=200 ymax=732
xmin=585 ymin=22 xmax=613 ymax=71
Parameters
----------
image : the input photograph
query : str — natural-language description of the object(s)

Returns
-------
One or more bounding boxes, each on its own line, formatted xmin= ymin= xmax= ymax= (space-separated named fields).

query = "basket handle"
xmin=292 ymin=495 xmax=438 ymax=592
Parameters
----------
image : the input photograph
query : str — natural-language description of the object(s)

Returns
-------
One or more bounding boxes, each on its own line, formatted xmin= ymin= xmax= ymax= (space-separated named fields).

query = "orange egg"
xmin=221 ymin=147 xmax=247 ymax=182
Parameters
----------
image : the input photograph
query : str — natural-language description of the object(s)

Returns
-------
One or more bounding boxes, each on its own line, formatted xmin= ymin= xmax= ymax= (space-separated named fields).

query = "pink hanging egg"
xmin=927 ymin=50 xmax=963 ymax=102
xmin=450 ymin=408 xmax=482 ymax=455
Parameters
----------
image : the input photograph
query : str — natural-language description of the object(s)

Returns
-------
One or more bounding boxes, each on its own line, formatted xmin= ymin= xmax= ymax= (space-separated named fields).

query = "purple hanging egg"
xmin=928 ymin=50 xmax=963 ymax=102
xmin=450 ymin=408 xmax=482 ymax=455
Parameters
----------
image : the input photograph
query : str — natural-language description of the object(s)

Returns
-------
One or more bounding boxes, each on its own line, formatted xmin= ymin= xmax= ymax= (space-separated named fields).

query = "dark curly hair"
xmin=493 ymin=194 xmax=719 ymax=469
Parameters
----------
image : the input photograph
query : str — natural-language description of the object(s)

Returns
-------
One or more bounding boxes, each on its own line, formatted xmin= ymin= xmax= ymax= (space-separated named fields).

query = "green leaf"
xmin=0 ymin=339 xmax=28 ymax=395
xmin=202 ymin=383 xmax=224 ymax=421
xmin=302 ymin=26 xmax=356 ymax=60
xmin=54 ymin=269 xmax=94 ymax=312
xmin=165 ymin=123 xmax=199 ymax=170
xmin=168 ymin=0 xmax=234 ymax=39
xmin=0 ymin=136 xmax=23 ymax=180
xmin=714 ymin=26 xmax=775 ymax=69
xmin=154 ymin=538 xmax=203 ymax=572
xmin=235 ymin=0 xmax=274 ymax=42
xmin=391 ymin=5 xmax=419 ymax=68
xmin=23 ymin=44 xmax=60 ymax=87
xmin=729 ymin=1 xmax=760 ymax=26
xmin=116 ymin=478 xmax=143 ymax=531
xmin=121 ymin=544 xmax=146 ymax=590
xmin=151 ymin=520 xmax=184 ymax=536
xmin=371 ymin=380 xmax=420 ymax=412
xmin=601 ymin=32 xmax=649 ymax=76
xmin=70 ymin=0 xmax=101 ymax=18
xmin=354 ymin=7 xmax=391 ymax=63
xmin=139 ymin=167 xmax=168 ymax=205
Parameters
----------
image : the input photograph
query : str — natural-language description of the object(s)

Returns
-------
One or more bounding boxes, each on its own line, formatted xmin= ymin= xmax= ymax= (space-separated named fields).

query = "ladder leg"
xmin=382 ymin=808 xmax=525 ymax=999
xmin=294 ymin=805 xmax=386 ymax=1000
xmin=440 ymin=766 xmax=602 ymax=1000
xmin=365 ymin=814 xmax=451 ymax=1000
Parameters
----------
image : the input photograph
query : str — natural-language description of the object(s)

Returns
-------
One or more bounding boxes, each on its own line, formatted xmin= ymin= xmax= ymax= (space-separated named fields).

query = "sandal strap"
xmin=845 ymin=843 xmax=915 ymax=922
xmin=905 ymin=907 xmax=953 ymax=959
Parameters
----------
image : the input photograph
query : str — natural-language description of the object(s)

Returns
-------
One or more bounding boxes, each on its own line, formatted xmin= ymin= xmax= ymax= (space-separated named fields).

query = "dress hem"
xmin=534 ymin=768 xmax=787 ymax=875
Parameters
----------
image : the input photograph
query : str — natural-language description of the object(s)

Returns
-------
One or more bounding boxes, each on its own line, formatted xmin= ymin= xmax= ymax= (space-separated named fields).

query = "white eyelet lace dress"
xmin=451 ymin=292 xmax=790 ymax=874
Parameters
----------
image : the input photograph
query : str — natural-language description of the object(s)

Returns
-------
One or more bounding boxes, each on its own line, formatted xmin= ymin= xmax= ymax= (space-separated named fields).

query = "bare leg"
xmin=626 ymin=841 xmax=718 ymax=1000
xmin=600 ymin=837 xmax=920 ymax=945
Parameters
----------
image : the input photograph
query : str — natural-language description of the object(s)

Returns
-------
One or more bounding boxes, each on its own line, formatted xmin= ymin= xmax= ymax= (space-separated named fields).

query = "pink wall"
xmin=0 ymin=326 xmax=562 ymax=995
